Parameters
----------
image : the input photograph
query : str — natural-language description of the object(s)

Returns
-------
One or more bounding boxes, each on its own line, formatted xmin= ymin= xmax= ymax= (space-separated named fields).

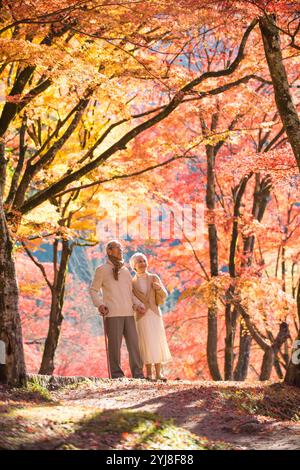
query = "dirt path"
xmin=1 ymin=379 xmax=300 ymax=450
xmin=54 ymin=379 xmax=300 ymax=450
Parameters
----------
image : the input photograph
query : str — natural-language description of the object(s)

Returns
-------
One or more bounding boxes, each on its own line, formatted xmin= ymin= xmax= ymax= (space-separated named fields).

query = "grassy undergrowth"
xmin=218 ymin=383 xmax=300 ymax=421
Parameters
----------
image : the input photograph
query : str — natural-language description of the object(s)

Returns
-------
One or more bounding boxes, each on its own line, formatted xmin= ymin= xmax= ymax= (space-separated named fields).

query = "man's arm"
xmin=132 ymin=292 xmax=145 ymax=310
xmin=89 ymin=267 xmax=105 ymax=308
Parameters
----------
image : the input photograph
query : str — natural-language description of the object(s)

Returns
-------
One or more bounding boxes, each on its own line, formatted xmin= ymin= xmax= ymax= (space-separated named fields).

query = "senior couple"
xmin=89 ymin=240 xmax=172 ymax=381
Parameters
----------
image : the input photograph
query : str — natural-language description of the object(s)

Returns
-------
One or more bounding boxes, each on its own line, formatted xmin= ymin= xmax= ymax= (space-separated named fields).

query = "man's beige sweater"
xmin=89 ymin=260 xmax=142 ymax=317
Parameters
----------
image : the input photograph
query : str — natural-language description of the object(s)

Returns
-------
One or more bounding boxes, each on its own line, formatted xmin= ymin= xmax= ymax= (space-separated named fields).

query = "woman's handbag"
xmin=155 ymin=288 xmax=165 ymax=306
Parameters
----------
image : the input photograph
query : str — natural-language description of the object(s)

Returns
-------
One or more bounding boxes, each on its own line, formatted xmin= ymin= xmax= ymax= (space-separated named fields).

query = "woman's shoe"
xmin=156 ymin=376 xmax=167 ymax=382
xmin=146 ymin=376 xmax=154 ymax=381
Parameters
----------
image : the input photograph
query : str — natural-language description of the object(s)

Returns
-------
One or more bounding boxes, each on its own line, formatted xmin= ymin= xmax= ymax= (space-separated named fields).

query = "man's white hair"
xmin=129 ymin=252 xmax=148 ymax=271
xmin=106 ymin=239 xmax=122 ymax=251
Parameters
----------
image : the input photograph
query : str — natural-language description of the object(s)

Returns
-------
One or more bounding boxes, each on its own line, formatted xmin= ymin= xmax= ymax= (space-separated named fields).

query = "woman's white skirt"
xmin=136 ymin=308 xmax=172 ymax=364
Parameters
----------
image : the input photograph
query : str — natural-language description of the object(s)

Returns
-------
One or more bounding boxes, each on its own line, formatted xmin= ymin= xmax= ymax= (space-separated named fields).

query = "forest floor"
xmin=0 ymin=378 xmax=300 ymax=450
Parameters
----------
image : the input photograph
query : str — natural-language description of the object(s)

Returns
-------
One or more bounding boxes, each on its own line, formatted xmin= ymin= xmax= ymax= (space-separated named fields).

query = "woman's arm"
xmin=152 ymin=274 xmax=168 ymax=304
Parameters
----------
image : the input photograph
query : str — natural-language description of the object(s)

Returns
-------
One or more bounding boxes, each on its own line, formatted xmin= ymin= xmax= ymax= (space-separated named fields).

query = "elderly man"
xmin=90 ymin=240 xmax=146 ymax=379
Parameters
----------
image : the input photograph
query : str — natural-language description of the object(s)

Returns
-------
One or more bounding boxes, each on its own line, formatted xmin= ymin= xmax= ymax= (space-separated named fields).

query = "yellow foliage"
xmin=22 ymin=201 xmax=60 ymax=227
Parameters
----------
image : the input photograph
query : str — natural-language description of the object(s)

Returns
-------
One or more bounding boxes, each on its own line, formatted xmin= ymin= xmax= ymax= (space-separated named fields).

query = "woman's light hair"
xmin=129 ymin=252 xmax=148 ymax=271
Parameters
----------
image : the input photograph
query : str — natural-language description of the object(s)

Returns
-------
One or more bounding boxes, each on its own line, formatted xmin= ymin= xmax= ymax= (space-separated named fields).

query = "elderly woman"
xmin=129 ymin=252 xmax=172 ymax=381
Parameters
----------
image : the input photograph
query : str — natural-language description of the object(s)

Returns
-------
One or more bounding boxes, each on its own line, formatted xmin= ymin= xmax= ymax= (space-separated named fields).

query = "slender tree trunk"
xmin=233 ymin=239 xmax=255 ymax=380
xmin=284 ymin=332 xmax=300 ymax=387
xmin=274 ymin=356 xmax=284 ymax=379
xmin=259 ymin=15 xmax=300 ymax=172
xmin=233 ymin=174 xmax=271 ymax=380
xmin=207 ymin=307 xmax=222 ymax=380
xmin=206 ymin=145 xmax=222 ymax=380
xmin=281 ymin=240 xmax=291 ymax=368
xmin=0 ymin=192 xmax=26 ymax=385
xmin=260 ymin=349 xmax=275 ymax=381
xmin=260 ymin=322 xmax=290 ymax=381
xmin=39 ymin=239 xmax=72 ymax=375
xmin=207 ymin=237 xmax=222 ymax=380
xmin=229 ymin=295 xmax=290 ymax=382
xmin=234 ymin=323 xmax=252 ymax=381
xmin=224 ymin=288 xmax=235 ymax=380
xmin=224 ymin=173 xmax=252 ymax=380
xmin=284 ymin=282 xmax=300 ymax=386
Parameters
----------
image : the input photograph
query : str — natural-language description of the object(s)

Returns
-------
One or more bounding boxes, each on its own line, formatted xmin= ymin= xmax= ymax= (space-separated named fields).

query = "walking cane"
xmin=102 ymin=308 xmax=111 ymax=379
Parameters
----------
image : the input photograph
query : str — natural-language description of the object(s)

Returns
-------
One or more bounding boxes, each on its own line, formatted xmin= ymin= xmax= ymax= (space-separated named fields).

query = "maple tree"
xmin=21 ymin=187 xmax=99 ymax=375
xmin=0 ymin=0 xmax=300 ymax=387
xmin=120 ymin=57 xmax=299 ymax=382
xmin=220 ymin=0 xmax=300 ymax=172
xmin=0 ymin=0 xmax=263 ymax=385
xmin=16 ymin=250 xmax=111 ymax=378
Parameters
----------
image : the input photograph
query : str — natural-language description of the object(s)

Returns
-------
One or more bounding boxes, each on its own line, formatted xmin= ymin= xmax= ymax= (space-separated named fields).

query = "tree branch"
xmin=16 ymin=20 xmax=258 ymax=215
xmin=21 ymin=241 xmax=52 ymax=290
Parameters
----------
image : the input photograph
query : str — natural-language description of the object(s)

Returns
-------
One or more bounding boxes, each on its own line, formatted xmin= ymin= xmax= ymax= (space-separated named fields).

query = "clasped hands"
xmin=98 ymin=304 xmax=146 ymax=316
xmin=152 ymin=281 xmax=161 ymax=291
xmin=98 ymin=304 xmax=109 ymax=316
xmin=135 ymin=304 xmax=146 ymax=316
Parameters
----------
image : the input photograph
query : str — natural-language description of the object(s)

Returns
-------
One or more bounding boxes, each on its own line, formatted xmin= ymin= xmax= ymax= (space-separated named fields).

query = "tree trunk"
xmin=259 ymin=15 xmax=300 ymax=172
xmin=39 ymin=239 xmax=72 ymax=375
xmin=224 ymin=288 xmax=236 ymax=380
xmin=260 ymin=322 xmax=290 ymax=381
xmin=224 ymin=173 xmax=253 ymax=380
xmin=274 ymin=356 xmax=284 ymax=380
xmin=260 ymin=348 xmax=275 ymax=381
xmin=234 ymin=174 xmax=271 ymax=380
xmin=284 ymin=332 xmax=300 ymax=387
xmin=206 ymin=144 xmax=222 ymax=381
xmin=207 ymin=225 xmax=222 ymax=380
xmin=207 ymin=306 xmax=222 ymax=380
xmin=284 ymin=282 xmax=300 ymax=386
xmin=234 ymin=323 xmax=252 ymax=380
xmin=230 ymin=295 xmax=291 ymax=382
xmin=0 ymin=193 xmax=26 ymax=385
